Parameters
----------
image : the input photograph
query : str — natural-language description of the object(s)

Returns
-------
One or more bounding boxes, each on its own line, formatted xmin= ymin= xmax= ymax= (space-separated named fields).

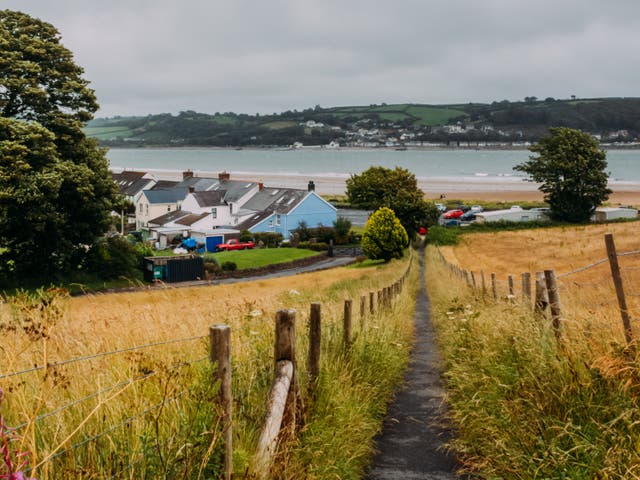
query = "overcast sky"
xmin=4 ymin=1 xmax=640 ymax=118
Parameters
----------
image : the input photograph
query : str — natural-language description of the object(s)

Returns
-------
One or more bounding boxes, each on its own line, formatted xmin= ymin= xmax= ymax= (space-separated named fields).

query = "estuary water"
xmin=106 ymin=147 xmax=640 ymax=188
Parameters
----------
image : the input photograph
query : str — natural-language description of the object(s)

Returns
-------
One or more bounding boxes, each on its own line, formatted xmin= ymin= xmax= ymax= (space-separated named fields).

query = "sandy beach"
xmin=127 ymin=168 xmax=640 ymax=206
xmin=211 ymin=171 xmax=640 ymax=206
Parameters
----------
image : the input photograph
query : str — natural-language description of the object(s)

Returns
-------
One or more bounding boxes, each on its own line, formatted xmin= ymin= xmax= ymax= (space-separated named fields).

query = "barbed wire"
xmin=617 ymin=249 xmax=640 ymax=257
xmin=557 ymin=258 xmax=609 ymax=278
xmin=109 ymin=458 xmax=144 ymax=480
xmin=12 ymin=355 xmax=208 ymax=431
xmin=30 ymin=387 xmax=192 ymax=472
xmin=0 ymin=335 xmax=208 ymax=380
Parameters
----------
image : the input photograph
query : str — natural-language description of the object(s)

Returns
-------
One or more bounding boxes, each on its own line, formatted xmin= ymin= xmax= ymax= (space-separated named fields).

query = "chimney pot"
xmin=308 ymin=180 xmax=315 ymax=192
xmin=218 ymin=171 xmax=231 ymax=181
xmin=188 ymin=186 xmax=195 ymax=193
xmin=258 ymin=181 xmax=264 ymax=191
xmin=183 ymin=170 xmax=193 ymax=180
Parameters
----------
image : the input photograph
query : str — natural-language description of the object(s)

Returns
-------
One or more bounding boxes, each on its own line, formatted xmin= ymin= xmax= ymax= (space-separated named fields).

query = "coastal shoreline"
xmin=113 ymin=167 xmax=640 ymax=205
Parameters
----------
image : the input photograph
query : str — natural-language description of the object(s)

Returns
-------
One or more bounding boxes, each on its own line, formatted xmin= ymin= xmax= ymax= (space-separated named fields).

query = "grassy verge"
xmin=278 ymin=253 xmax=418 ymax=478
xmin=205 ymin=247 xmax=319 ymax=270
xmin=1 ymin=252 xmax=414 ymax=478
xmin=425 ymin=246 xmax=640 ymax=479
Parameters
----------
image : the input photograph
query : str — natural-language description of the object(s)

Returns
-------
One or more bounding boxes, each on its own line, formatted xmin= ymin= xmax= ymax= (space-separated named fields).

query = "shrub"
xmin=297 ymin=241 xmax=328 ymax=251
xmin=362 ymin=207 xmax=408 ymax=262
xmin=221 ymin=261 xmax=237 ymax=271
xmin=85 ymin=235 xmax=140 ymax=279
xmin=425 ymin=226 xmax=460 ymax=245
xmin=252 ymin=232 xmax=283 ymax=248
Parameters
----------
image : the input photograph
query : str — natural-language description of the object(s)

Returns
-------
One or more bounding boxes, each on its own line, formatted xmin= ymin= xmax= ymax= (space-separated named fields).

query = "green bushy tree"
xmin=346 ymin=166 xmax=439 ymax=238
xmin=514 ymin=127 xmax=611 ymax=222
xmin=362 ymin=207 xmax=408 ymax=262
xmin=0 ymin=10 xmax=118 ymax=281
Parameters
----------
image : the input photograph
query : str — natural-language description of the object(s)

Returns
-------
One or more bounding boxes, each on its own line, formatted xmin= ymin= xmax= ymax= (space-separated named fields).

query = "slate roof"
xmin=175 ymin=212 xmax=210 ymax=226
xmin=151 ymin=180 xmax=180 ymax=190
xmin=241 ymin=187 xmax=308 ymax=214
xmin=191 ymin=190 xmax=227 ymax=207
xmin=112 ymin=171 xmax=154 ymax=196
xmin=209 ymin=180 xmax=258 ymax=202
xmin=235 ymin=211 xmax=274 ymax=231
xmin=176 ymin=177 xmax=219 ymax=191
xmin=143 ymin=188 xmax=188 ymax=204
xmin=148 ymin=210 xmax=192 ymax=226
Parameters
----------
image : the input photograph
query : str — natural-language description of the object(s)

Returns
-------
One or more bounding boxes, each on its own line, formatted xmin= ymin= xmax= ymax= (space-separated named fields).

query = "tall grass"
xmin=426 ymin=246 xmax=640 ymax=479
xmin=1 ymin=255 xmax=413 ymax=478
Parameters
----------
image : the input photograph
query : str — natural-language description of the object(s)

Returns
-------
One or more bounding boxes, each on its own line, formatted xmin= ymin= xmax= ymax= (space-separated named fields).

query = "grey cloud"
xmin=4 ymin=0 xmax=640 ymax=116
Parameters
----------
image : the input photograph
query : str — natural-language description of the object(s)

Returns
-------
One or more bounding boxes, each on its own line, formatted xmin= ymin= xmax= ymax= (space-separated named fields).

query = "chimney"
xmin=258 ymin=180 xmax=264 ymax=191
xmin=188 ymin=186 xmax=195 ymax=193
xmin=218 ymin=171 xmax=230 ymax=182
xmin=308 ymin=180 xmax=315 ymax=192
xmin=183 ymin=170 xmax=194 ymax=180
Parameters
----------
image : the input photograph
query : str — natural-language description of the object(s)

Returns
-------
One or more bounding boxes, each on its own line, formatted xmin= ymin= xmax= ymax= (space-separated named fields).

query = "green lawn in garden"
xmin=205 ymin=248 xmax=320 ymax=270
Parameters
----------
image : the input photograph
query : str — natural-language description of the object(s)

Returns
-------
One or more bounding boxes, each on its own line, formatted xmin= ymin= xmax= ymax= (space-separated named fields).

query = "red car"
xmin=443 ymin=209 xmax=464 ymax=219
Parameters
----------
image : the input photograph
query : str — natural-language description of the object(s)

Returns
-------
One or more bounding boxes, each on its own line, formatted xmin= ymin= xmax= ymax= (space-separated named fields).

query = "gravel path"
xmin=366 ymin=251 xmax=459 ymax=480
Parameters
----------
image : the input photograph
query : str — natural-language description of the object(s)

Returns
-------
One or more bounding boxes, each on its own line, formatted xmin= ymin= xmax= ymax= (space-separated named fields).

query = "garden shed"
xmin=143 ymin=255 xmax=204 ymax=283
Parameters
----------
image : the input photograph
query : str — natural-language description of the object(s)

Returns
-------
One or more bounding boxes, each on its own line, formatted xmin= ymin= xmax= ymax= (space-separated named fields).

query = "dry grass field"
xmin=439 ymin=221 xmax=640 ymax=353
xmin=0 ymin=258 xmax=413 ymax=478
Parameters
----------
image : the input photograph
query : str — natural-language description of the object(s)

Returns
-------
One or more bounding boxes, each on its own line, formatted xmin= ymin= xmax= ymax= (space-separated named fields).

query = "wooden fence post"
xmin=544 ymin=270 xmax=562 ymax=341
xmin=508 ymin=274 xmax=515 ymax=297
xmin=481 ymin=270 xmax=487 ymax=296
xmin=534 ymin=271 xmax=549 ymax=316
xmin=369 ymin=291 xmax=375 ymax=315
xmin=308 ymin=303 xmax=321 ymax=391
xmin=491 ymin=272 xmax=497 ymax=301
xmin=344 ymin=299 xmax=353 ymax=349
xmin=210 ymin=324 xmax=232 ymax=480
xmin=605 ymin=233 xmax=634 ymax=347
xmin=378 ymin=289 xmax=383 ymax=310
xmin=360 ymin=295 xmax=366 ymax=321
xmin=275 ymin=309 xmax=297 ymax=428
xmin=522 ymin=272 xmax=532 ymax=303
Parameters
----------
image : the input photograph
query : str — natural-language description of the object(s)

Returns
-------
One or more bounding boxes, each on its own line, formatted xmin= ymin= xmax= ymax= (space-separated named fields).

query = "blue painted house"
xmin=236 ymin=182 xmax=336 ymax=239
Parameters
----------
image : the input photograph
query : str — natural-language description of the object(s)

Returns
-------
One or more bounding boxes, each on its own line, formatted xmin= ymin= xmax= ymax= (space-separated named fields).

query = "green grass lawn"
xmin=205 ymin=248 xmax=320 ymax=270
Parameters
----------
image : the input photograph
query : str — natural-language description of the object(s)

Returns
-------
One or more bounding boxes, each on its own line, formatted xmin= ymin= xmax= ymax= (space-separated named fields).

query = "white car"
xmin=435 ymin=203 xmax=447 ymax=212
xmin=470 ymin=205 xmax=484 ymax=212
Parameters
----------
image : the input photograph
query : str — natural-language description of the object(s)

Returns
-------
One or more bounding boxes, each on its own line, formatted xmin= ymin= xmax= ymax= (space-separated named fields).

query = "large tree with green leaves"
xmin=514 ymin=127 xmax=611 ymax=223
xmin=0 ymin=10 xmax=118 ymax=281
xmin=361 ymin=207 xmax=408 ymax=262
xmin=346 ymin=166 xmax=439 ymax=238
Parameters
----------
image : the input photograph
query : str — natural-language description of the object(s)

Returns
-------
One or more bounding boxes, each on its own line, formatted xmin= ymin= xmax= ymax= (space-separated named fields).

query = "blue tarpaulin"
xmin=181 ymin=237 xmax=197 ymax=249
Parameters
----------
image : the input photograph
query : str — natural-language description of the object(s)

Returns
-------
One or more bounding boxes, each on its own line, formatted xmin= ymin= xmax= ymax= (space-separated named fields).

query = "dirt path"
xmin=366 ymin=251 xmax=459 ymax=479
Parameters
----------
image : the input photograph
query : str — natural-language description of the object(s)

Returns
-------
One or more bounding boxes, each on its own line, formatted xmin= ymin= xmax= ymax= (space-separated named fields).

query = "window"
xmin=276 ymin=214 xmax=281 ymax=226
xmin=211 ymin=207 xmax=217 ymax=219
xmin=229 ymin=204 xmax=233 ymax=214
xmin=138 ymin=203 xmax=143 ymax=213
xmin=145 ymin=204 xmax=148 ymax=216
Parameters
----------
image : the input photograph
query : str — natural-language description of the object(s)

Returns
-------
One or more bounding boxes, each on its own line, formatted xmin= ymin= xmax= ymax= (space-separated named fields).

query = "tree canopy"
xmin=514 ymin=127 xmax=611 ymax=222
xmin=0 ymin=10 xmax=118 ymax=282
xmin=345 ymin=166 xmax=439 ymax=238
xmin=361 ymin=207 xmax=408 ymax=262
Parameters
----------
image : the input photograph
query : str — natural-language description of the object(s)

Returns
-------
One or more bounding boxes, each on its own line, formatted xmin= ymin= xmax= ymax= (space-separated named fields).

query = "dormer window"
xmin=211 ymin=207 xmax=217 ymax=219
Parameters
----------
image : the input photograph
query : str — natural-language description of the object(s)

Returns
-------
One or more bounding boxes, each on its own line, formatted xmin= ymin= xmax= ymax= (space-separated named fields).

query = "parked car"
xmin=434 ymin=203 xmax=446 ymax=213
xmin=460 ymin=210 xmax=477 ymax=221
xmin=470 ymin=205 xmax=484 ymax=212
xmin=443 ymin=209 xmax=464 ymax=219
xmin=215 ymin=239 xmax=256 ymax=252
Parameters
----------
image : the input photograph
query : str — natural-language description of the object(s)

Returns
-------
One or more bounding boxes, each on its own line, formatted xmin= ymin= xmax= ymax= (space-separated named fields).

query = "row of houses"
xmin=113 ymin=170 xmax=337 ymax=250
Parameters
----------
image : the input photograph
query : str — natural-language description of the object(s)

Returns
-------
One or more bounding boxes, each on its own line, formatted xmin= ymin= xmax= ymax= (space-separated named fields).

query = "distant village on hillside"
xmin=87 ymin=97 xmax=640 ymax=149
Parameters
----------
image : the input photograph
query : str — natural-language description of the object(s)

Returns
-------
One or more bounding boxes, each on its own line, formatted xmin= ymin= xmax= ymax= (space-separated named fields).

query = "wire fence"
xmin=437 ymin=232 xmax=640 ymax=349
xmin=0 ymin=332 xmax=213 ymax=479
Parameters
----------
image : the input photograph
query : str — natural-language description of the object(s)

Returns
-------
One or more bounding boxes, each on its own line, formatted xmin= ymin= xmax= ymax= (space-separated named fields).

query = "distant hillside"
xmin=86 ymin=97 xmax=640 ymax=147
